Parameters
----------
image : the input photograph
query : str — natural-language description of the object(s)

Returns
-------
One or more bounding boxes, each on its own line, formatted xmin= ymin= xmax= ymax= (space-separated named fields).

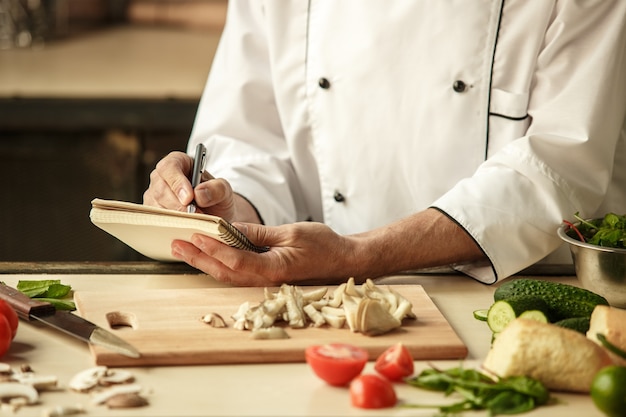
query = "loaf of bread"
xmin=483 ymin=318 xmax=612 ymax=393
xmin=587 ymin=304 xmax=626 ymax=366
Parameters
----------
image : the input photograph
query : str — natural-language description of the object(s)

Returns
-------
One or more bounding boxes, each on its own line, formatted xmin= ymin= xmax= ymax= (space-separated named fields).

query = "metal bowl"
xmin=558 ymin=222 xmax=626 ymax=308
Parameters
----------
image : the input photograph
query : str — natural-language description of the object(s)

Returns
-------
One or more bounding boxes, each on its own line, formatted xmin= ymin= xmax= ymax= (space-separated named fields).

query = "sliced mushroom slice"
xmin=327 ymin=283 xmax=346 ymax=308
xmin=356 ymin=298 xmax=402 ymax=336
xmin=42 ymin=404 xmax=85 ymax=417
xmin=99 ymin=369 xmax=135 ymax=386
xmin=201 ymin=312 xmax=227 ymax=328
xmin=388 ymin=286 xmax=417 ymax=321
xmin=250 ymin=327 xmax=290 ymax=340
xmin=280 ymin=284 xmax=306 ymax=328
xmin=106 ymin=392 xmax=149 ymax=409
xmin=321 ymin=306 xmax=346 ymax=329
xmin=341 ymin=294 xmax=362 ymax=332
xmin=0 ymin=382 xmax=38 ymax=404
xmin=91 ymin=383 xmax=143 ymax=405
xmin=301 ymin=287 xmax=328 ymax=303
xmin=68 ymin=366 xmax=108 ymax=392
xmin=11 ymin=372 xmax=58 ymax=390
xmin=344 ymin=277 xmax=364 ymax=298
xmin=303 ymin=303 xmax=325 ymax=328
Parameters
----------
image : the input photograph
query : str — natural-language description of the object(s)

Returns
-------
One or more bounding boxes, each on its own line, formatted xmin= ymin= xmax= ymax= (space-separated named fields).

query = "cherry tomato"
xmin=0 ymin=300 xmax=19 ymax=340
xmin=0 ymin=315 xmax=12 ymax=358
xmin=305 ymin=343 xmax=368 ymax=386
xmin=350 ymin=373 xmax=397 ymax=409
xmin=374 ymin=342 xmax=414 ymax=381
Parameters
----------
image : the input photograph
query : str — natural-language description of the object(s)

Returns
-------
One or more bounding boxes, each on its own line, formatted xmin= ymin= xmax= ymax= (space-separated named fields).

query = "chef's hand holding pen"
xmin=143 ymin=150 xmax=261 ymax=224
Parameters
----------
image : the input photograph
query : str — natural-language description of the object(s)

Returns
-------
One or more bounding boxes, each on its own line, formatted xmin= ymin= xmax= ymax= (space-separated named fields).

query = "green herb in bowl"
xmin=559 ymin=213 xmax=626 ymax=308
xmin=564 ymin=212 xmax=626 ymax=248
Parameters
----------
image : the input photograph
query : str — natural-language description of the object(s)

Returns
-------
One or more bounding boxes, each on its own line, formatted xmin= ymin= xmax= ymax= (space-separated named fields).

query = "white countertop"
xmin=0 ymin=273 xmax=602 ymax=417
xmin=0 ymin=26 xmax=220 ymax=100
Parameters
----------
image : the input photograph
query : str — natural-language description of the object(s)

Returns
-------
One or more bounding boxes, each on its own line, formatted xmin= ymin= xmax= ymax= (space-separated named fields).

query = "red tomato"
xmin=305 ymin=343 xmax=368 ymax=386
xmin=374 ymin=342 xmax=414 ymax=381
xmin=350 ymin=373 xmax=397 ymax=409
xmin=0 ymin=315 xmax=12 ymax=358
xmin=0 ymin=300 xmax=19 ymax=339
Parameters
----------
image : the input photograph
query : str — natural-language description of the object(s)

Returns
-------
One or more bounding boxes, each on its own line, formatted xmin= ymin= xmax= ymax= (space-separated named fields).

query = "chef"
xmin=144 ymin=1 xmax=626 ymax=286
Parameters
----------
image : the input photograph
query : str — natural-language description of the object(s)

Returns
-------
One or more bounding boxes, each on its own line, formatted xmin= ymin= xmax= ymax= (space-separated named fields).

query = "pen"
xmin=187 ymin=143 xmax=207 ymax=213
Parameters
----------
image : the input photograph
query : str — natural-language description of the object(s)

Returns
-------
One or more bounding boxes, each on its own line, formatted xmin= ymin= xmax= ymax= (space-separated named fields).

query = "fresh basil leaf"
xmin=403 ymin=366 xmax=550 ymax=416
xmin=19 ymin=287 xmax=48 ymax=298
xmin=17 ymin=279 xmax=61 ymax=297
xmin=407 ymin=369 xmax=453 ymax=391
xmin=16 ymin=279 xmax=76 ymax=311
xmin=499 ymin=376 xmax=550 ymax=405
xmin=42 ymin=283 xmax=71 ymax=299
xmin=439 ymin=400 xmax=476 ymax=413
xmin=487 ymin=391 xmax=535 ymax=415
xmin=36 ymin=298 xmax=76 ymax=311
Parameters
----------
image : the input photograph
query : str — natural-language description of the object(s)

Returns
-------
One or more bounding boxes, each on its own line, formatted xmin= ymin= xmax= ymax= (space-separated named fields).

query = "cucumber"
xmin=518 ymin=310 xmax=549 ymax=323
xmin=494 ymin=279 xmax=608 ymax=320
xmin=473 ymin=309 xmax=489 ymax=322
xmin=554 ymin=317 xmax=591 ymax=334
xmin=486 ymin=296 xmax=550 ymax=332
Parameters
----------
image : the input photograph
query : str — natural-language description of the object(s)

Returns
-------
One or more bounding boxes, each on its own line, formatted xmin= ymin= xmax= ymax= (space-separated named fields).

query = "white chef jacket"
xmin=188 ymin=0 xmax=626 ymax=284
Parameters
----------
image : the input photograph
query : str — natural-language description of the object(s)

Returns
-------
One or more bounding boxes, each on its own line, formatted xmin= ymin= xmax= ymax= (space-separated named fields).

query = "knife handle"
xmin=0 ymin=284 xmax=56 ymax=320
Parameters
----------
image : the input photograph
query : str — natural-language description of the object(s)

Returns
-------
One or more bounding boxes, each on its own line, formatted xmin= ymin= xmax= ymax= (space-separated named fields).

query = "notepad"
xmin=90 ymin=198 xmax=268 ymax=261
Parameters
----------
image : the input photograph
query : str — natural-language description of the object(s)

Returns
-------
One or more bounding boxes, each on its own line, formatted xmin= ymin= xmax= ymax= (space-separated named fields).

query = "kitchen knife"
xmin=0 ymin=283 xmax=140 ymax=358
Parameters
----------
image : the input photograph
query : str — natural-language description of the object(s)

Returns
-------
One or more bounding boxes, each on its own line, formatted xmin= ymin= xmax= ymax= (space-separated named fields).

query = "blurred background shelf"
xmin=0 ymin=1 xmax=226 ymax=262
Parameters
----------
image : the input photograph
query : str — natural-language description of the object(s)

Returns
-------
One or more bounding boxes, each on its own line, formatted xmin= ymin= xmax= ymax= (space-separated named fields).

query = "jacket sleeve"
xmin=187 ymin=0 xmax=304 ymax=226
xmin=433 ymin=1 xmax=626 ymax=283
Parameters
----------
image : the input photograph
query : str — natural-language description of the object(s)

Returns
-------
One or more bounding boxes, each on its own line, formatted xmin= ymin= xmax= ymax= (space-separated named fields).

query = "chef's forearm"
xmin=349 ymin=208 xmax=486 ymax=279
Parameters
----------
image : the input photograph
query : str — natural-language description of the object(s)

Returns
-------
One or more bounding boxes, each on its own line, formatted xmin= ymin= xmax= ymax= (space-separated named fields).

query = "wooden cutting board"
xmin=74 ymin=285 xmax=467 ymax=367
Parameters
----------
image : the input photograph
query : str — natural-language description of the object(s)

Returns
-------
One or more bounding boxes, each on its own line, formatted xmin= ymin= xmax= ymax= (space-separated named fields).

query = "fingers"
xmin=193 ymin=178 xmax=235 ymax=215
xmin=171 ymin=237 xmax=271 ymax=286
xmin=234 ymin=222 xmax=280 ymax=247
xmin=143 ymin=152 xmax=193 ymax=210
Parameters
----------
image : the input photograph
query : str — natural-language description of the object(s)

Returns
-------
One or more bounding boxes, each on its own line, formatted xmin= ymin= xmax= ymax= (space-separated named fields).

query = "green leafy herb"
xmin=403 ymin=365 xmax=550 ymax=416
xmin=565 ymin=212 xmax=626 ymax=248
xmin=16 ymin=280 xmax=76 ymax=311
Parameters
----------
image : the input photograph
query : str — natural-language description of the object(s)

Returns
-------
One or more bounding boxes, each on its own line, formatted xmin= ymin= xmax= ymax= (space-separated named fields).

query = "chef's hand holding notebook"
xmin=90 ymin=198 xmax=269 ymax=261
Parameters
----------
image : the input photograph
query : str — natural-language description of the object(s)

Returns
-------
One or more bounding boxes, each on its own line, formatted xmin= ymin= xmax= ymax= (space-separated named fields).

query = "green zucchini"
xmin=486 ymin=296 xmax=550 ymax=333
xmin=494 ymin=279 xmax=608 ymax=321
xmin=553 ymin=317 xmax=591 ymax=334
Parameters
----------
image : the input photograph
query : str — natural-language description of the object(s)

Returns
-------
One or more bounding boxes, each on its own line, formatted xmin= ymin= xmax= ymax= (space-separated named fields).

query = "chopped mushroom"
xmin=68 ymin=366 xmax=108 ymax=392
xmin=280 ymin=284 xmax=306 ymax=328
xmin=0 ymin=382 xmax=38 ymax=405
xmin=42 ymin=404 xmax=85 ymax=417
xmin=91 ymin=383 xmax=143 ymax=405
xmin=320 ymin=306 xmax=346 ymax=329
xmin=356 ymin=299 xmax=402 ymax=336
xmin=303 ymin=304 xmax=325 ymax=328
xmin=105 ymin=392 xmax=149 ymax=409
xmin=232 ymin=277 xmax=415 ymax=337
xmin=201 ymin=312 xmax=227 ymax=328
xmin=250 ymin=327 xmax=290 ymax=340
xmin=99 ymin=369 xmax=135 ymax=386
xmin=11 ymin=372 xmax=58 ymax=390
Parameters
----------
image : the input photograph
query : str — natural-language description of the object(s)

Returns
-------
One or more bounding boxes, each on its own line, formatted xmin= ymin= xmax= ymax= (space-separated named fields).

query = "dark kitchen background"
xmin=0 ymin=0 xmax=227 ymax=262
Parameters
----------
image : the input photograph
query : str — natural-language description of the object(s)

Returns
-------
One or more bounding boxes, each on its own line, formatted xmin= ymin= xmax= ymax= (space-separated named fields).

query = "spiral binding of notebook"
xmin=219 ymin=221 xmax=270 ymax=253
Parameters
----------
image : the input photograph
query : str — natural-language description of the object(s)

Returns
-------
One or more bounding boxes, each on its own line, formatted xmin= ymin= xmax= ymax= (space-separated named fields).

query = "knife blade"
xmin=0 ymin=283 xmax=140 ymax=359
